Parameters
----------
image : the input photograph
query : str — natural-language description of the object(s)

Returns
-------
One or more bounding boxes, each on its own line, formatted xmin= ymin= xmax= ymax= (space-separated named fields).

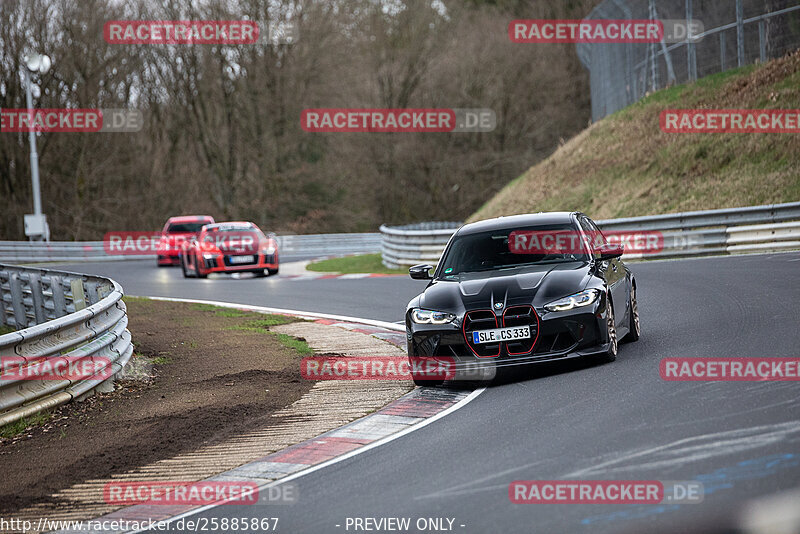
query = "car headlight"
xmin=544 ymin=289 xmax=601 ymax=312
xmin=202 ymin=253 xmax=218 ymax=260
xmin=411 ymin=309 xmax=457 ymax=325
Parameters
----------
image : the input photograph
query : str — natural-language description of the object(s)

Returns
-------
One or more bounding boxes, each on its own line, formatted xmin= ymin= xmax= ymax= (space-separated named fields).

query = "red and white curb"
xmin=55 ymin=298 xmax=484 ymax=533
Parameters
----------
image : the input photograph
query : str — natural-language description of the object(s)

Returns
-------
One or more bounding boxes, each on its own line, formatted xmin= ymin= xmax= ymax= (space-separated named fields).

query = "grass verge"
xmin=306 ymin=253 xmax=405 ymax=275
xmin=0 ymin=412 xmax=53 ymax=439
xmin=469 ymin=51 xmax=800 ymax=223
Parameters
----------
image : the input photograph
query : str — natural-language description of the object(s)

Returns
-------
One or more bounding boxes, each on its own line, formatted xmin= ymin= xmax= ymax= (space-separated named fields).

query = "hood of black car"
xmin=412 ymin=261 xmax=593 ymax=313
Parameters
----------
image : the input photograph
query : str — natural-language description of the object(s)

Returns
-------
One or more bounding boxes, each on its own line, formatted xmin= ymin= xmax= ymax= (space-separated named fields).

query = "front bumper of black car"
xmin=406 ymin=301 xmax=612 ymax=380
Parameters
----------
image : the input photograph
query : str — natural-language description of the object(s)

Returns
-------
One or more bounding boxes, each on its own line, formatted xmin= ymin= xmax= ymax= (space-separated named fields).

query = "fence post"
xmin=687 ymin=0 xmax=697 ymax=81
xmin=720 ymin=32 xmax=727 ymax=70
xmin=648 ymin=0 xmax=659 ymax=91
xmin=736 ymin=0 xmax=745 ymax=67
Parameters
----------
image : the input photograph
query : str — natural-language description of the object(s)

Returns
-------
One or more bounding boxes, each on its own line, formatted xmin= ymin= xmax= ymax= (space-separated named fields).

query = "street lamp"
xmin=22 ymin=52 xmax=52 ymax=241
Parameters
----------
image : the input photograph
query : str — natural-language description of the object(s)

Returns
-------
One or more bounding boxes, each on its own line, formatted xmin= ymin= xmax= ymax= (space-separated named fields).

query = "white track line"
xmin=123 ymin=295 xmax=485 ymax=533
xmin=137 ymin=296 xmax=405 ymax=332
xmin=129 ymin=387 xmax=485 ymax=533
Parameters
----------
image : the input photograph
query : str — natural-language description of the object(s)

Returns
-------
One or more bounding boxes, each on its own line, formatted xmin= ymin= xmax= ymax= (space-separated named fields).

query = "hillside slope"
xmin=468 ymin=50 xmax=800 ymax=223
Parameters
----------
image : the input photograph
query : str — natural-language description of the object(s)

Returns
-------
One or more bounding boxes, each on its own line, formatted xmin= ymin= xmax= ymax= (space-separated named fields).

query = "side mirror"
xmin=598 ymin=243 xmax=624 ymax=260
xmin=409 ymin=264 xmax=433 ymax=280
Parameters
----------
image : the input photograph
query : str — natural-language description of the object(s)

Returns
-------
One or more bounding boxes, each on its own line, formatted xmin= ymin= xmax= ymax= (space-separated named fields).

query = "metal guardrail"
xmin=380 ymin=202 xmax=800 ymax=268
xmin=379 ymin=222 xmax=463 ymax=270
xmin=0 ymin=265 xmax=132 ymax=427
xmin=277 ymin=233 xmax=382 ymax=257
xmin=0 ymin=233 xmax=383 ymax=263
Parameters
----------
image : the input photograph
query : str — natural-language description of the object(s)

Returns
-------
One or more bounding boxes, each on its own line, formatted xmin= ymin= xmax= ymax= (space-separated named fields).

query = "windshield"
xmin=436 ymin=223 xmax=589 ymax=277
xmin=166 ymin=223 xmax=206 ymax=233
xmin=201 ymin=228 xmax=264 ymax=241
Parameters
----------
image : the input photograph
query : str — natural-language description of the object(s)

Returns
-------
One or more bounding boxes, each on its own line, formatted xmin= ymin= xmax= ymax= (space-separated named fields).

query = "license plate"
xmin=229 ymin=255 xmax=255 ymax=264
xmin=472 ymin=326 xmax=531 ymax=344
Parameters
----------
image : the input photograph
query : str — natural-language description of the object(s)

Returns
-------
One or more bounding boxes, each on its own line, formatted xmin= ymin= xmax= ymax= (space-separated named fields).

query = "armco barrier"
xmin=0 ymin=265 xmax=132 ymax=427
xmin=379 ymin=222 xmax=462 ymax=270
xmin=0 ymin=233 xmax=382 ymax=263
xmin=380 ymin=202 xmax=800 ymax=268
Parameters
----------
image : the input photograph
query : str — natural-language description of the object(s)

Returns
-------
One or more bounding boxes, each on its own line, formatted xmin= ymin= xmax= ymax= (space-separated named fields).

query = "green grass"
xmin=306 ymin=254 xmax=405 ymax=274
xmin=221 ymin=314 xmax=310 ymax=354
xmin=150 ymin=356 xmax=172 ymax=365
xmin=469 ymin=52 xmax=800 ymax=223
xmin=0 ymin=411 xmax=53 ymax=439
xmin=275 ymin=333 xmax=313 ymax=355
xmin=226 ymin=315 xmax=296 ymax=333
xmin=0 ymin=325 xmax=15 ymax=336
xmin=122 ymin=296 xmax=153 ymax=309
xmin=191 ymin=303 xmax=248 ymax=317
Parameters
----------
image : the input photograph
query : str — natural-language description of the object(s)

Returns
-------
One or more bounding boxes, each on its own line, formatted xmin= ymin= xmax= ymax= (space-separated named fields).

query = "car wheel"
xmin=601 ymin=299 xmax=617 ymax=362
xmin=626 ymin=284 xmax=641 ymax=342
xmin=181 ymin=256 xmax=192 ymax=278
xmin=195 ymin=255 xmax=208 ymax=279
xmin=267 ymin=268 xmax=279 ymax=276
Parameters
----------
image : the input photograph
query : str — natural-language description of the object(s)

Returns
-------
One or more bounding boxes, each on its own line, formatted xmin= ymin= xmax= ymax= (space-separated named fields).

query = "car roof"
xmin=166 ymin=215 xmax=214 ymax=224
xmin=456 ymin=212 xmax=579 ymax=236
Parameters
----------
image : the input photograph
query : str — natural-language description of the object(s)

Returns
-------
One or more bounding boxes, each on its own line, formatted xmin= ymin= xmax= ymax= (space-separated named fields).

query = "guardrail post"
xmin=49 ymin=275 xmax=68 ymax=318
xmin=0 ymin=284 xmax=7 ymax=330
xmin=85 ymin=281 xmax=101 ymax=305
xmin=70 ymin=278 xmax=87 ymax=311
xmin=9 ymin=273 xmax=27 ymax=329
xmin=27 ymin=273 xmax=47 ymax=324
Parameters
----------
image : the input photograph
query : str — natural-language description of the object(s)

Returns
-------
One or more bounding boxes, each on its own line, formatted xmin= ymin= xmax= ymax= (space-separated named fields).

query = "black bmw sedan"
xmin=405 ymin=212 xmax=640 ymax=385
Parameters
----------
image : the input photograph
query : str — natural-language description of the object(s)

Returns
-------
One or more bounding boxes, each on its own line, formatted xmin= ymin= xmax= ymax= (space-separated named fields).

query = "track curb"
xmin=53 ymin=297 xmax=483 ymax=533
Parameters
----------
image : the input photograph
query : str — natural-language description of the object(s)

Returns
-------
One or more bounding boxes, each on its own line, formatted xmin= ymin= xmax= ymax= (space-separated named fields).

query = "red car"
xmin=157 ymin=215 xmax=215 ymax=267
xmin=180 ymin=222 xmax=279 ymax=278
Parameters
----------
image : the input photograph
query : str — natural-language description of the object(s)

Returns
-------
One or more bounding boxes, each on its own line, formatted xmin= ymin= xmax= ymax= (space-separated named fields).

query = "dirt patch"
xmin=0 ymin=298 xmax=314 ymax=513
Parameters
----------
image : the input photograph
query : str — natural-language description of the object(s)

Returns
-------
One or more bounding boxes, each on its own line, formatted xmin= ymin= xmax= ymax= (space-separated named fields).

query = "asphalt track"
xmin=50 ymin=252 xmax=800 ymax=533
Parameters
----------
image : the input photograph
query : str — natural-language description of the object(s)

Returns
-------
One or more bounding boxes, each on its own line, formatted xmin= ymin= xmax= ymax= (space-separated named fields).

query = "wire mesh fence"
xmin=577 ymin=0 xmax=800 ymax=121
